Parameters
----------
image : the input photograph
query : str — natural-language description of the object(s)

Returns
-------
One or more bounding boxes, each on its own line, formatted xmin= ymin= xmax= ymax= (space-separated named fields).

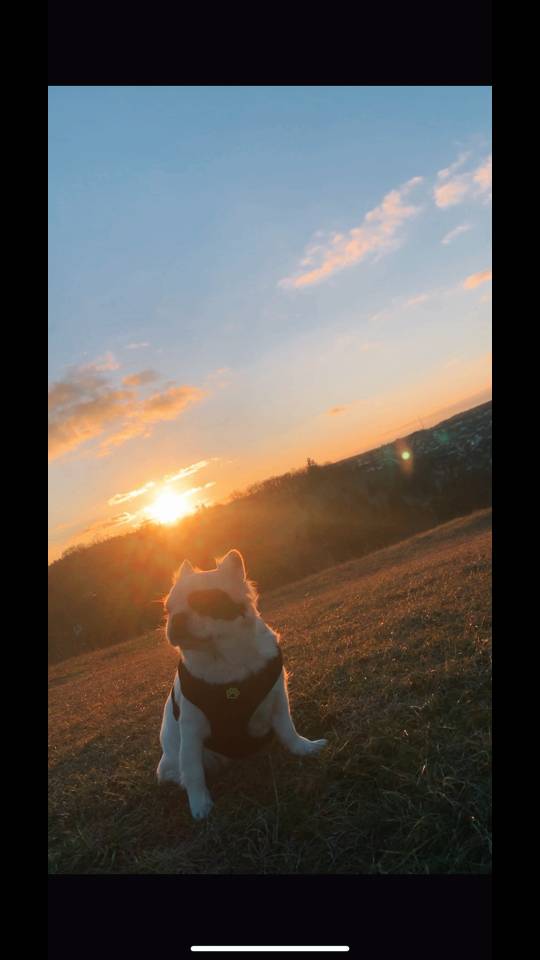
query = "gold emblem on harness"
xmin=226 ymin=686 xmax=240 ymax=700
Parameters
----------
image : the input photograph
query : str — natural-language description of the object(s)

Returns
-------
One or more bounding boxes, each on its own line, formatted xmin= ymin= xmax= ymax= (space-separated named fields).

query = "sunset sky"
xmin=48 ymin=86 xmax=492 ymax=562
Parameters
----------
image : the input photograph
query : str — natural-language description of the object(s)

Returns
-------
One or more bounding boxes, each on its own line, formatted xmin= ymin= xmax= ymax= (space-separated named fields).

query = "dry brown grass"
xmin=49 ymin=509 xmax=491 ymax=874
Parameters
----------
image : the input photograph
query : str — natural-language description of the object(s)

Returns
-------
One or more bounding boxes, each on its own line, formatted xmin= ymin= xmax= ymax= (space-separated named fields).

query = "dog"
xmin=157 ymin=548 xmax=328 ymax=819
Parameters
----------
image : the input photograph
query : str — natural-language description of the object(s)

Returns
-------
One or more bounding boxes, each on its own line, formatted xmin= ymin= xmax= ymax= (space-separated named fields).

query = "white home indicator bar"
xmin=191 ymin=949 xmax=350 ymax=953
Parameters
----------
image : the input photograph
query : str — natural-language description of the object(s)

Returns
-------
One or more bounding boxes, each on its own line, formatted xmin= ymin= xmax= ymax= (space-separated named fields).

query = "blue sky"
xmin=48 ymin=86 xmax=492 ymax=560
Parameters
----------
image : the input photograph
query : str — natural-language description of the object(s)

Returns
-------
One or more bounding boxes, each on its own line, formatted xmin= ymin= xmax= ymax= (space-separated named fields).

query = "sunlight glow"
xmin=145 ymin=490 xmax=192 ymax=525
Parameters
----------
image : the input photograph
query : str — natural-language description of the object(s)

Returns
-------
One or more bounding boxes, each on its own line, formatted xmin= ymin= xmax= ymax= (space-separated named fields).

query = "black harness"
xmin=170 ymin=648 xmax=283 ymax=758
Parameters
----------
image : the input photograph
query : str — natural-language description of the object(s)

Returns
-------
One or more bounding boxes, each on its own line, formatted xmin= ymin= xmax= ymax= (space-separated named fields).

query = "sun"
xmin=145 ymin=490 xmax=191 ymax=525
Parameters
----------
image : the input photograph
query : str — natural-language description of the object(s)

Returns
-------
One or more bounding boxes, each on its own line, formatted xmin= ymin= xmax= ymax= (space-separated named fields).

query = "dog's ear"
xmin=218 ymin=549 xmax=246 ymax=581
xmin=176 ymin=558 xmax=194 ymax=581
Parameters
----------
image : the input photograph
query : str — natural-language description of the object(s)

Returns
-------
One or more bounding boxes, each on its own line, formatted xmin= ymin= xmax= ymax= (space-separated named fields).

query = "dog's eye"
xmin=187 ymin=589 xmax=245 ymax=620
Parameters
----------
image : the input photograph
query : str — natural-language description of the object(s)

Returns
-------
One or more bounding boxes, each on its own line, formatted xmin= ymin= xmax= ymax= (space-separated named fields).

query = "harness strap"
xmin=178 ymin=648 xmax=283 ymax=724
xmin=169 ymin=648 xmax=284 ymax=758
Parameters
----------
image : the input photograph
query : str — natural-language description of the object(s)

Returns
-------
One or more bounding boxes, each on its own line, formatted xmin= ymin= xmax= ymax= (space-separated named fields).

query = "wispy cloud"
xmin=473 ymin=155 xmax=492 ymax=196
xmin=108 ymin=459 xmax=218 ymax=507
xmin=328 ymin=405 xmax=348 ymax=416
xmin=405 ymin=293 xmax=431 ymax=307
xmin=98 ymin=385 xmax=204 ymax=456
xmin=82 ymin=512 xmax=136 ymax=536
xmin=280 ymin=176 xmax=423 ymax=289
xmin=441 ymin=223 xmax=472 ymax=245
xmin=436 ymin=152 xmax=471 ymax=181
xmin=108 ymin=481 xmax=157 ymax=506
xmin=434 ymin=178 xmax=470 ymax=208
xmin=205 ymin=367 xmax=234 ymax=388
xmin=182 ymin=480 xmax=216 ymax=497
xmin=125 ymin=342 xmax=150 ymax=350
xmin=163 ymin=459 xmax=216 ymax=484
xmin=48 ymin=360 xmax=204 ymax=461
xmin=366 ymin=270 xmax=490 ymax=329
xmin=121 ymin=369 xmax=159 ymax=386
xmin=84 ymin=351 xmax=120 ymax=372
xmin=434 ymin=153 xmax=492 ymax=208
xmin=48 ymin=371 xmax=133 ymax=461
xmin=463 ymin=269 xmax=492 ymax=290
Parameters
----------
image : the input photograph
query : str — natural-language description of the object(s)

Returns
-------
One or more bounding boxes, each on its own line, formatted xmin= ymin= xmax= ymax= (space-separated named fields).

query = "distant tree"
xmin=60 ymin=543 xmax=85 ymax=559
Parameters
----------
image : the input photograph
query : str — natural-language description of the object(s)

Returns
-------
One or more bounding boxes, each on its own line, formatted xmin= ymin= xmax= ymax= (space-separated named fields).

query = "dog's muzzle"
xmin=168 ymin=611 xmax=205 ymax=649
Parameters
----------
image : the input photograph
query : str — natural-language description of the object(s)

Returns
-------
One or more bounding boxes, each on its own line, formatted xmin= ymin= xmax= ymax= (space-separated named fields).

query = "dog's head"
xmin=164 ymin=549 xmax=258 ymax=655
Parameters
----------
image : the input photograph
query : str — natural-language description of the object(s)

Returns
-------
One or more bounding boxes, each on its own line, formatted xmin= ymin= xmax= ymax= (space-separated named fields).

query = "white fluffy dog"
xmin=157 ymin=549 xmax=328 ymax=819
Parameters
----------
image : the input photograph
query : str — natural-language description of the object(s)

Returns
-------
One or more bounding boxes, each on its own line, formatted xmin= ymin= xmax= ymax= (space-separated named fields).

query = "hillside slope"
xmin=48 ymin=509 xmax=491 ymax=874
xmin=48 ymin=401 xmax=491 ymax=663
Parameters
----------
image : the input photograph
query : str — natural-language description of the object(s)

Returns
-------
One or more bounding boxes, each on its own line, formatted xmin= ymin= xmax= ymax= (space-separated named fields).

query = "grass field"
xmin=48 ymin=509 xmax=492 ymax=874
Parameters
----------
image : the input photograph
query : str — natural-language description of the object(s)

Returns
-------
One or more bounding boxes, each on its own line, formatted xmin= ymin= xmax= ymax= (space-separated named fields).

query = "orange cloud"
xmin=48 ymin=363 xmax=204 ymax=461
xmin=108 ymin=481 xmax=157 ymax=506
xmin=434 ymin=177 xmax=470 ymax=208
xmin=163 ymin=459 xmax=216 ymax=483
xmin=328 ymin=406 xmax=348 ymax=416
xmin=184 ymin=481 xmax=216 ymax=495
xmin=463 ymin=269 xmax=492 ymax=290
xmin=473 ymin=155 xmax=492 ymax=193
xmin=87 ymin=352 xmax=120 ymax=372
xmin=98 ymin=385 xmax=204 ymax=455
xmin=108 ymin=459 xmax=216 ymax=506
xmin=441 ymin=223 xmax=472 ymax=245
xmin=434 ymin=153 xmax=492 ymax=208
xmin=437 ymin=152 xmax=471 ymax=181
xmin=48 ymin=385 xmax=135 ymax=460
xmin=280 ymin=176 xmax=423 ymax=289
xmin=122 ymin=369 xmax=159 ymax=386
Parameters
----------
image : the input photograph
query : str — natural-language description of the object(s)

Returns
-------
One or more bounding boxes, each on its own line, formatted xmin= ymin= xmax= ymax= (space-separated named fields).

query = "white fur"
xmin=156 ymin=549 xmax=328 ymax=819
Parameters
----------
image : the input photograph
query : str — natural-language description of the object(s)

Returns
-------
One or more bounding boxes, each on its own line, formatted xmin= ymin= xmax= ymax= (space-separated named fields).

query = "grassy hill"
xmin=48 ymin=509 xmax=491 ymax=874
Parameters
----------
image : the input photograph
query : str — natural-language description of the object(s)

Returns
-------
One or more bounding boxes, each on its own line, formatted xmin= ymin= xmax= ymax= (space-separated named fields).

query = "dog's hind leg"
xmin=156 ymin=692 xmax=182 ymax=785
xmin=203 ymin=748 xmax=229 ymax=779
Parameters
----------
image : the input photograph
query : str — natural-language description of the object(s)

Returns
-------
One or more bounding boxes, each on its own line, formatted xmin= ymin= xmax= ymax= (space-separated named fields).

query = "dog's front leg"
xmin=179 ymin=715 xmax=213 ymax=820
xmin=272 ymin=673 xmax=328 ymax=756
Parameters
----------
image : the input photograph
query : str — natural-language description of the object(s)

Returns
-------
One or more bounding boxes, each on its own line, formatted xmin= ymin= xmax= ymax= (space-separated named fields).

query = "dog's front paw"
xmin=292 ymin=737 xmax=328 ymax=757
xmin=188 ymin=789 xmax=214 ymax=820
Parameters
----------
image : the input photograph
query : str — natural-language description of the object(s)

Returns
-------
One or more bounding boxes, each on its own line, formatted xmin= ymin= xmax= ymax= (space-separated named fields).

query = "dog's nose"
xmin=169 ymin=611 xmax=189 ymax=643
